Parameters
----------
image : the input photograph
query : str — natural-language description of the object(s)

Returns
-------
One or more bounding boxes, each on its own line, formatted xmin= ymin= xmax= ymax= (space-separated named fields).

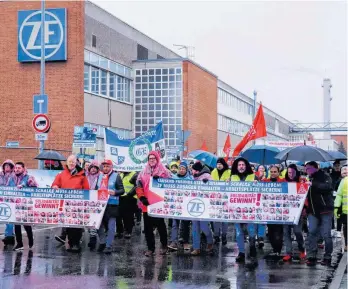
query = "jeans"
xmin=267 ymin=224 xmax=283 ymax=254
xmin=143 ymin=213 xmax=167 ymax=251
xmin=14 ymin=225 xmax=33 ymax=246
xmin=213 ymin=222 xmax=228 ymax=237
xmin=257 ymin=224 xmax=266 ymax=238
xmin=306 ymin=213 xmax=333 ymax=259
xmin=171 ymin=220 xmax=191 ymax=243
xmin=5 ymin=224 xmax=14 ymax=237
xmin=98 ymin=217 xmax=116 ymax=248
xmin=192 ymin=221 xmax=213 ymax=250
xmin=283 ymin=220 xmax=304 ymax=254
xmin=235 ymin=223 xmax=256 ymax=255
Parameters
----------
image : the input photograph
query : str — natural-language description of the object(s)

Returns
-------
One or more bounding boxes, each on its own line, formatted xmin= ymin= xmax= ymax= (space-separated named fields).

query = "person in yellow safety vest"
xmin=334 ymin=172 xmax=347 ymax=252
xmin=231 ymin=157 xmax=258 ymax=269
xmin=116 ymin=171 xmax=139 ymax=239
xmin=211 ymin=158 xmax=231 ymax=245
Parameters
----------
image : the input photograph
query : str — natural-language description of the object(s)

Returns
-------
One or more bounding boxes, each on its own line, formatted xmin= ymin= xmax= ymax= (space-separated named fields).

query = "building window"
xmin=84 ymin=65 xmax=90 ymax=91
xmin=92 ymin=35 xmax=97 ymax=48
xmin=100 ymin=70 xmax=107 ymax=96
xmin=109 ymin=73 xmax=115 ymax=98
xmin=91 ymin=67 xmax=99 ymax=94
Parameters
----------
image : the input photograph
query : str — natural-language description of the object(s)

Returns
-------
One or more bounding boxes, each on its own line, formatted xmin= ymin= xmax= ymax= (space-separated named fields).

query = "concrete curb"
xmin=329 ymin=252 xmax=347 ymax=289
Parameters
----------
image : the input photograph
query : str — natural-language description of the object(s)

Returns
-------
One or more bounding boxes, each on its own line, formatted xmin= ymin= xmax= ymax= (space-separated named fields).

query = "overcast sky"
xmin=93 ymin=0 xmax=347 ymax=128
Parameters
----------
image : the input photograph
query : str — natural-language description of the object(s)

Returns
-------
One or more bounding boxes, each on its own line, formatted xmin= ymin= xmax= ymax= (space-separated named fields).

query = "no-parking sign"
xmin=32 ymin=114 xmax=50 ymax=133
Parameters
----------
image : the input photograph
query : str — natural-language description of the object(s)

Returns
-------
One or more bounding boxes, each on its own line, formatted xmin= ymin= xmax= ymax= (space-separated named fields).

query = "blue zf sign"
xmin=18 ymin=8 xmax=67 ymax=62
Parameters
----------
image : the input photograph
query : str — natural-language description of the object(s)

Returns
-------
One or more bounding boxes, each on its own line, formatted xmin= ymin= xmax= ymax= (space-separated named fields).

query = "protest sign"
xmin=0 ymin=187 xmax=109 ymax=229
xmin=72 ymin=126 xmax=97 ymax=160
xmin=264 ymin=141 xmax=317 ymax=151
xmin=104 ymin=122 xmax=166 ymax=172
xmin=149 ymin=179 xmax=308 ymax=225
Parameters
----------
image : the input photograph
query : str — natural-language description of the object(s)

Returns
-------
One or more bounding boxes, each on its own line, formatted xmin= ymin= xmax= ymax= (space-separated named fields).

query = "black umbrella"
xmin=34 ymin=150 xmax=66 ymax=161
xmin=327 ymin=150 xmax=347 ymax=161
xmin=275 ymin=145 xmax=335 ymax=163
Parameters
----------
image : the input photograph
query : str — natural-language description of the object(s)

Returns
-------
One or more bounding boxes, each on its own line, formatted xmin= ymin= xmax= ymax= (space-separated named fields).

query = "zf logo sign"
xmin=0 ymin=204 xmax=11 ymax=221
xmin=18 ymin=8 xmax=67 ymax=62
xmin=187 ymin=199 xmax=205 ymax=217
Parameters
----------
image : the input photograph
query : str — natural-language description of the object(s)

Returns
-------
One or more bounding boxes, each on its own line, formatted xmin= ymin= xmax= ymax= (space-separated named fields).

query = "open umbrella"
xmin=327 ymin=150 xmax=347 ymax=161
xmin=240 ymin=145 xmax=280 ymax=165
xmin=188 ymin=150 xmax=218 ymax=168
xmin=34 ymin=150 xmax=66 ymax=161
xmin=275 ymin=145 xmax=334 ymax=163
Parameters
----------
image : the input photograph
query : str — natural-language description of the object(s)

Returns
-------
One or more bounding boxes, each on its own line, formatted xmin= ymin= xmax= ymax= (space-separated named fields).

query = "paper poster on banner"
xmin=104 ymin=122 xmax=167 ymax=172
xmin=72 ymin=126 xmax=97 ymax=160
xmin=27 ymin=169 xmax=62 ymax=188
xmin=148 ymin=179 xmax=308 ymax=225
xmin=0 ymin=187 xmax=109 ymax=229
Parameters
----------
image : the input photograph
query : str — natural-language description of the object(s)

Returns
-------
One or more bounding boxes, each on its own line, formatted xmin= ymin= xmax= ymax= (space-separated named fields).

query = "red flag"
xmin=200 ymin=140 xmax=208 ymax=151
xmin=223 ymin=134 xmax=232 ymax=161
xmin=232 ymin=104 xmax=267 ymax=156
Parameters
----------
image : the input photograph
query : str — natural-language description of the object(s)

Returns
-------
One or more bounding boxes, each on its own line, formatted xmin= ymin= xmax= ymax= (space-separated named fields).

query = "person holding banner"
xmin=190 ymin=162 xmax=214 ymax=256
xmin=52 ymin=155 xmax=90 ymax=253
xmin=230 ymin=157 xmax=257 ymax=266
xmin=0 ymin=159 xmax=16 ymax=246
xmin=168 ymin=162 xmax=193 ymax=251
xmin=282 ymin=164 xmax=306 ymax=262
xmin=9 ymin=162 xmax=38 ymax=251
xmin=96 ymin=160 xmax=125 ymax=254
xmin=211 ymin=158 xmax=231 ymax=245
xmin=136 ymin=151 xmax=171 ymax=257
xmin=305 ymin=161 xmax=334 ymax=267
xmin=264 ymin=165 xmax=286 ymax=261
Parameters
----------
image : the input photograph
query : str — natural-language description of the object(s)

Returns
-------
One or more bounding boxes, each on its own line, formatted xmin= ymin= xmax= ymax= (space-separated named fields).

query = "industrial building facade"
xmin=0 ymin=0 xmax=293 ymax=167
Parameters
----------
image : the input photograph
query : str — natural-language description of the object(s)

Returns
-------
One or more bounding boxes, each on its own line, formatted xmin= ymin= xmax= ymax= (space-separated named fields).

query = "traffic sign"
xmin=32 ymin=114 xmax=50 ymax=133
xmin=35 ymin=133 xmax=48 ymax=141
xmin=33 ymin=94 xmax=48 ymax=114
xmin=6 ymin=141 xmax=19 ymax=148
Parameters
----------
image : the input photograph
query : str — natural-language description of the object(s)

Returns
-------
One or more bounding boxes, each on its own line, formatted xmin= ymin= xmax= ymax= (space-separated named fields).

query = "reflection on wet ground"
xmin=0 ymin=226 xmax=343 ymax=289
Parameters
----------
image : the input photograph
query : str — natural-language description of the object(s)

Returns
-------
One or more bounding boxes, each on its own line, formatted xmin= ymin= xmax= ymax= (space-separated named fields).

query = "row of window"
xmin=218 ymin=89 xmax=253 ymax=116
xmin=135 ymin=68 xmax=182 ymax=76
xmin=84 ymin=64 xmax=131 ymax=103
xmin=218 ymin=114 xmax=250 ymax=136
xmin=84 ymin=50 xmax=132 ymax=78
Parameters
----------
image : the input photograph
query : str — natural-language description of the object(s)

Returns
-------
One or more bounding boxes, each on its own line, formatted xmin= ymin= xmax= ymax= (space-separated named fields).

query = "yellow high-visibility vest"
xmin=231 ymin=174 xmax=255 ymax=182
xmin=121 ymin=171 xmax=137 ymax=198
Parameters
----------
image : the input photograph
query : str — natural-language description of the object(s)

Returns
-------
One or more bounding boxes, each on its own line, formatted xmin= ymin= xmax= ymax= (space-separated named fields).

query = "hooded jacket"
xmin=0 ymin=160 xmax=15 ymax=186
xmin=211 ymin=158 xmax=231 ymax=181
xmin=86 ymin=162 xmax=100 ymax=190
xmin=193 ymin=166 xmax=212 ymax=181
xmin=306 ymin=169 xmax=334 ymax=216
xmin=52 ymin=165 xmax=90 ymax=190
xmin=230 ymin=157 xmax=255 ymax=182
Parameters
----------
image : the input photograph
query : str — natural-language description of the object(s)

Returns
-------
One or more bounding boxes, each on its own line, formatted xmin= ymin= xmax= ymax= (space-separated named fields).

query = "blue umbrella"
xmin=327 ymin=150 xmax=347 ymax=161
xmin=240 ymin=145 xmax=281 ymax=165
xmin=275 ymin=145 xmax=334 ymax=162
xmin=188 ymin=150 xmax=218 ymax=168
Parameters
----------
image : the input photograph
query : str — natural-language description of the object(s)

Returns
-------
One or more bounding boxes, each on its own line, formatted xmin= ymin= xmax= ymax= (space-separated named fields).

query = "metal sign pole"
xmin=38 ymin=0 xmax=46 ymax=169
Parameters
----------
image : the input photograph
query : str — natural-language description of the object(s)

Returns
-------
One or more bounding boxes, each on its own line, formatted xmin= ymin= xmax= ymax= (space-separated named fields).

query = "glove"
xmin=152 ymin=175 xmax=160 ymax=180
xmin=139 ymin=196 xmax=150 ymax=206
xmin=202 ymin=179 xmax=209 ymax=184
xmin=334 ymin=208 xmax=340 ymax=219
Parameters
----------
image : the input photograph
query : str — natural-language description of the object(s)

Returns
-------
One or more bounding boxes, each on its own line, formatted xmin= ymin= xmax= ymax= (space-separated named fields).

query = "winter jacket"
xmin=193 ymin=166 xmax=212 ymax=181
xmin=331 ymin=170 xmax=341 ymax=190
xmin=306 ymin=169 xmax=334 ymax=216
xmin=9 ymin=170 xmax=38 ymax=187
xmin=173 ymin=172 xmax=193 ymax=180
xmin=52 ymin=166 xmax=89 ymax=190
xmin=335 ymin=177 xmax=347 ymax=215
xmin=230 ymin=157 xmax=255 ymax=181
xmin=263 ymin=177 xmax=286 ymax=183
xmin=0 ymin=159 xmax=15 ymax=186
xmin=211 ymin=168 xmax=231 ymax=181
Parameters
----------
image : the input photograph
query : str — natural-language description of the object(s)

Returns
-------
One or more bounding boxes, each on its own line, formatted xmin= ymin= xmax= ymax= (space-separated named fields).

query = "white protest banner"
xmin=149 ymin=179 xmax=308 ymax=225
xmin=104 ymin=122 xmax=166 ymax=172
xmin=27 ymin=169 xmax=62 ymax=188
xmin=265 ymin=141 xmax=317 ymax=151
xmin=0 ymin=187 xmax=109 ymax=229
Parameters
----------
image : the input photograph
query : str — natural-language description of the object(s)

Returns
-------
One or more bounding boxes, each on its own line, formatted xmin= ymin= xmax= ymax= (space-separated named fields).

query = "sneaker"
xmin=258 ymin=237 xmax=265 ymax=249
xmin=236 ymin=252 xmax=245 ymax=263
xmin=160 ymin=246 xmax=169 ymax=255
xmin=336 ymin=231 xmax=342 ymax=238
xmin=104 ymin=247 xmax=112 ymax=254
xmin=299 ymin=251 xmax=306 ymax=260
xmin=144 ymin=250 xmax=154 ymax=257
xmin=97 ymin=243 xmax=106 ymax=253
xmin=306 ymin=257 xmax=317 ymax=267
xmin=320 ymin=258 xmax=331 ymax=266
xmin=168 ymin=242 xmax=178 ymax=251
xmin=124 ymin=233 xmax=131 ymax=239
xmin=183 ymin=243 xmax=191 ymax=251
xmin=265 ymin=252 xmax=281 ymax=261
xmin=222 ymin=235 xmax=227 ymax=246
xmin=13 ymin=244 xmax=24 ymax=251
xmin=191 ymin=249 xmax=201 ymax=256
xmin=54 ymin=235 xmax=65 ymax=245
xmin=283 ymin=254 xmax=292 ymax=262
xmin=214 ymin=236 xmax=221 ymax=244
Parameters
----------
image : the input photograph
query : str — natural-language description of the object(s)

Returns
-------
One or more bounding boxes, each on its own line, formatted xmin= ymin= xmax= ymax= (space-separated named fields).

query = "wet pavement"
xmin=0 ymin=224 xmax=344 ymax=289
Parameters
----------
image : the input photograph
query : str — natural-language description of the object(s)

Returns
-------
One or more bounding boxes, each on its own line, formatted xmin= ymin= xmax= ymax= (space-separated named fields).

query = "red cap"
xmin=101 ymin=159 xmax=113 ymax=166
